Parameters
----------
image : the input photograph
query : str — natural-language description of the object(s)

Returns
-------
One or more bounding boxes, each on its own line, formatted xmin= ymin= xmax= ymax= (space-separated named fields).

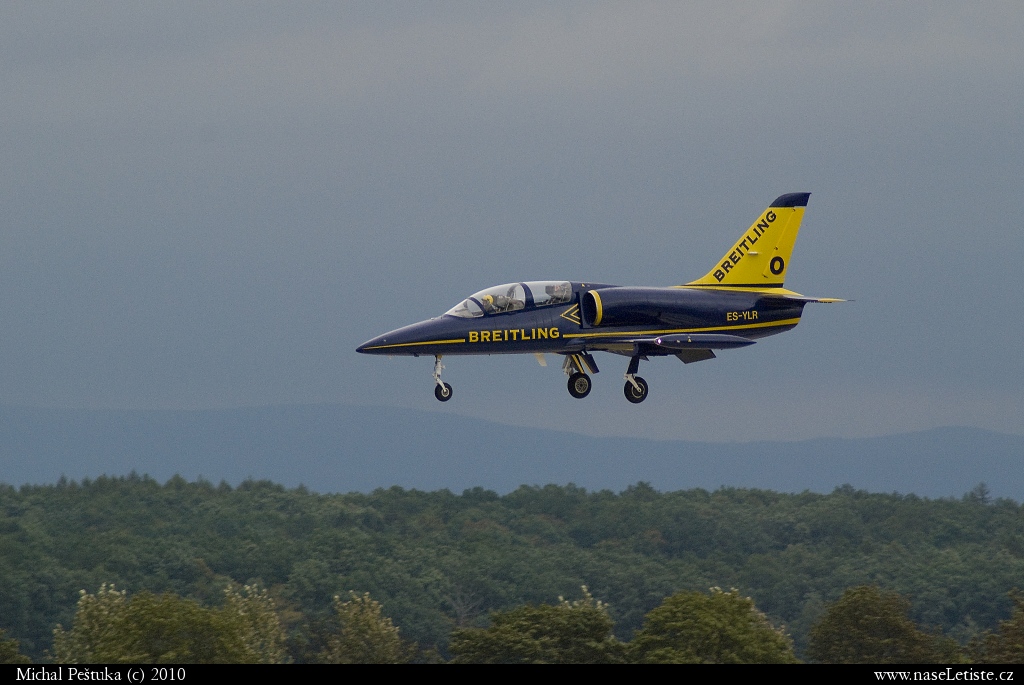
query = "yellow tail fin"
xmin=686 ymin=193 xmax=810 ymax=289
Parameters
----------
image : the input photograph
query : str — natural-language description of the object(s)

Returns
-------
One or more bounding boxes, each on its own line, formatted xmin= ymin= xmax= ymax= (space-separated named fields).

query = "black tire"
xmin=624 ymin=376 xmax=648 ymax=404
xmin=434 ymin=382 xmax=453 ymax=402
xmin=567 ymin=373 xmax=591 ymax=399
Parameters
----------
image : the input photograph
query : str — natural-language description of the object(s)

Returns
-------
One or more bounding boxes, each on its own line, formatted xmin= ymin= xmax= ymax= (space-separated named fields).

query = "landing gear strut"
xmin=433 ymin=355 xmax=452 ymax=402
xmin=623 ymin=355 xmax=649 ymax=404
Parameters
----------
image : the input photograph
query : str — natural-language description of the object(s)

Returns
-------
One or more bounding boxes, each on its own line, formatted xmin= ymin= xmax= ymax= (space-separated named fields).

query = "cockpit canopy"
xmin=445 ymin=281 xmax=572 ymax=318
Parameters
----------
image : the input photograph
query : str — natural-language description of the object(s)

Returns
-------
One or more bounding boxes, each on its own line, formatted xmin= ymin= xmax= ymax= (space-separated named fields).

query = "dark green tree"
xmin=971 ymin=591 xmax=1024 ymax=663
xmin=449 ymin=587 xmax=625 ymax=664
xmin=218 ymin=584 xmax=288 ymax=664
xmin=52 ymin=584 xmax=286 ymax=663
xmin=628 ymin=587 xmax=798 ymax=664
xmin=0 ymin=628 xmax=31 ymax=664
xmin=320 ymin=592 xmax=411 ymax=664
xmin=807 ymin=585 xmax=961 ymax=664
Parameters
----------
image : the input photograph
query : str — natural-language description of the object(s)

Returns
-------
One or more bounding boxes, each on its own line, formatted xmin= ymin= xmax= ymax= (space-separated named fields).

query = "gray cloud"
xmin=0 ymin=2 xmax=1021 ymax=440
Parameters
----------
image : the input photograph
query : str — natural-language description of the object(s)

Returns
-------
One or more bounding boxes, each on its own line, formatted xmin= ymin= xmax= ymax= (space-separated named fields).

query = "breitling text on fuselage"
xmin=468 ymin=327 xmax=561 ymax=343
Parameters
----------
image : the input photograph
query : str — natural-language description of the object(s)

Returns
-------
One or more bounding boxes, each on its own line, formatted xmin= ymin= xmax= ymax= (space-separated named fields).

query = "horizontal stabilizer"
xmin=775 ymin=295 xmax=847 ymax=304
xmin=653 ymin=334 xmax=756 ymax=350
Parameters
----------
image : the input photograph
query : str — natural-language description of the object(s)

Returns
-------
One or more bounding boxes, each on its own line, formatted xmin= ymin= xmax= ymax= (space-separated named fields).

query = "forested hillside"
xmin=0 ymin=475 xmax=1021 ymax=661
xmin=3 ymin=405 xmax=1023 ymax=498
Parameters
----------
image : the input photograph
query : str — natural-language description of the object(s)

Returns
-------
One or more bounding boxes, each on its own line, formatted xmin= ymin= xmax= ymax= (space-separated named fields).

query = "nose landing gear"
xmin=433 ymin=356 xmax=452 ymax=402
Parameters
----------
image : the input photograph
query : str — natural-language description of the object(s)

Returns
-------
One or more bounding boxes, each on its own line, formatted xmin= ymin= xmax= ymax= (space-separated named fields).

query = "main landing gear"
xmin=567 ymin=372 xmax=591 ymax=399
xmin=561 ymin=352 xmax=650 ymax=402
xmin=623 ymin=355 xmax=649 ymax=404
xmin=432 ymin=355 xmax=452 ymax=402
xmin=563 ymin=353 xmax=598 ymax=399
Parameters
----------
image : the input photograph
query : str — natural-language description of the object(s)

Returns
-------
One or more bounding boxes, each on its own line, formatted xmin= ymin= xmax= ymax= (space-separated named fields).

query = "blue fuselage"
xmin=357 ymin=282 xmax=805 ymax=358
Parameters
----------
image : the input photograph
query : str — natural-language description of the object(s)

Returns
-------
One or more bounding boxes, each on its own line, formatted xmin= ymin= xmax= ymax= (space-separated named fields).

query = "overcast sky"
xmin=2 ymin=1 xmax=1022 ymax=442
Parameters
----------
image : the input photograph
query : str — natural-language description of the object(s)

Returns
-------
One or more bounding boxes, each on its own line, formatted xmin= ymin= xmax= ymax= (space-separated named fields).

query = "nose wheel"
xmin=434 ymin=382 xmax=453 ymax=402
xmin=567 ymin=372 xmax=592 ymax=399
xmin=432 ymin=355 xmax=452 ymax=402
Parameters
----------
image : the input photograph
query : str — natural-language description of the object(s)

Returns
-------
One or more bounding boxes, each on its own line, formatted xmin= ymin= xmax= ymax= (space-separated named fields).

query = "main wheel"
xmin=624 ymin=376 xmax=648 ymax=404
xmin=434 ymin=382 xmax=453 ymax=402
xmin=567 ymin=373 xmax=591 ymax=399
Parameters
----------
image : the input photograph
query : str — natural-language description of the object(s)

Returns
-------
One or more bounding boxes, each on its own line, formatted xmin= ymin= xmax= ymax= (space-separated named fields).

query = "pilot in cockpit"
xmin=480 ymin=287 xmax=525 ymax=314
xmin=480 ymin=294 xmax=503 ymax=313
xmin=548 ymin=282 xmax=571 ymax=303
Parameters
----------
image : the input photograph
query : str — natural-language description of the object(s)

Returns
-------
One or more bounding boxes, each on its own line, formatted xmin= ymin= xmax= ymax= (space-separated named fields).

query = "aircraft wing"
xmin=568 ymin=333 xmax=755 ymax=350
xmin=566 ymin=333 xmax=754 ymax=361
xmin=643 ymin=333 xmax=755 ymax=349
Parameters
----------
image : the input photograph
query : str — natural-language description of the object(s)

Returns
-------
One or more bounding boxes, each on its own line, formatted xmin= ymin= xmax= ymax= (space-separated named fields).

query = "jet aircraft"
xmin=358 ymin=193 xmax=841 ymax=403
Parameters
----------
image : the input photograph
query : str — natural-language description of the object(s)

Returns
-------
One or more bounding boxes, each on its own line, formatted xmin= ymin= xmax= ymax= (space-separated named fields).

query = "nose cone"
xmin=356 ymin=319 xmax=453 ymax=355
xmin=356 ymin=332 xmax=391 ymax=354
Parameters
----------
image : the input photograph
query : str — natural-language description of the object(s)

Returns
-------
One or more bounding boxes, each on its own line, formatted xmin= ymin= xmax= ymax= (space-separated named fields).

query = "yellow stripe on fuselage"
xmin=361 ymin=338 xmax=466 ymax=351
xmin=562 ymin=317 xmax=801 ymax=339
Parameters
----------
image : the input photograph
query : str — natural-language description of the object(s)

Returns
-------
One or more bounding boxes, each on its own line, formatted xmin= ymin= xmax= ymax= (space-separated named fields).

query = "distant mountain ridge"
xmin=0 ymin=404 xmax=1020 ymax=499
